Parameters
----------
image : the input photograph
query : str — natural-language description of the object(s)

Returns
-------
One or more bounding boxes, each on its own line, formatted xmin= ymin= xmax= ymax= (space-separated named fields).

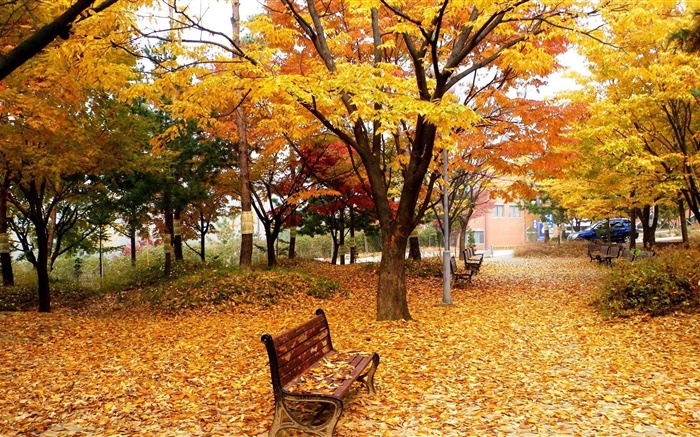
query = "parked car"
xmin=567 ymin=218 xmax=636 ymax=243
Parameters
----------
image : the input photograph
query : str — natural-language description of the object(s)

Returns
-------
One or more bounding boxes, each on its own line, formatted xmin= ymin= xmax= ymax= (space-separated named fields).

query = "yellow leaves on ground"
xmin=288 ymin=354 xmax=357 ymax=396
xmin=2 ymin=258 xmax=700 ymax=436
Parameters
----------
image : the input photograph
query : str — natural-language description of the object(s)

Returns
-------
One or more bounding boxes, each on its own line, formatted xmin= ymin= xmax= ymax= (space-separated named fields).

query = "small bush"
xmin=594 ymin=247 xmax=700 ymax=317
xmin=405 ymin=257 xmax=443 ymax=278
xmin=514 ymin=241 xmax=588 ymax=259
xmin=358 ymin=257 xmax=444 ymax=278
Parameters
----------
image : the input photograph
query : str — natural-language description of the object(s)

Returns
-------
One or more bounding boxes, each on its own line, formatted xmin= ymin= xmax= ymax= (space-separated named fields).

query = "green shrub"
xmin=358 ymin=257 xmax=443 ymax=278
xmin=514 ymin=241 xmax=588 ymax=259
xmin=405 ymin=257 xmax=443 ymax=278
xmin=307 ymin=277 xmax=346 ymax=299
xmin=594 ymin=247 xmax=700 ymax=317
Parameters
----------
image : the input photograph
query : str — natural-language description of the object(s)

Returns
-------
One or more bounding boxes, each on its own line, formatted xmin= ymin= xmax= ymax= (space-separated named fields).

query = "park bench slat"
xmin=279 ymin=333 xmax=332 ymax=387
xmin=275 ymin=314 xmax=327 ymax=348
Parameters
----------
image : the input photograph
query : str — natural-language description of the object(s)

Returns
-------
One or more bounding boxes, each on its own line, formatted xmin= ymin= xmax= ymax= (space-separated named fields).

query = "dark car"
xmin=567 ymin=218 xmax=636 ymax=243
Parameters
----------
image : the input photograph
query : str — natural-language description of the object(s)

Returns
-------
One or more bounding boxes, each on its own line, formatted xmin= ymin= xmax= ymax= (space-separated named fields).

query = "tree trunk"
xmin=349 ymin=207 xmax=356 ymax=263
xmin=36 ymin=223 xmax=51 ymax=312
xmin=173 ymin=210 xmax=183 ymax=261
xmin=638 ymin=205 xmax=658 ymax=249
xmin=288 ymin=227 xmax=296 ymax=260
xmin=130 ymin=227 xmax=137 ymax=266
xmin=339 ymin=208 xmax=346 ymax=265
xmin=99 ymin=227 xmax=104 ymax=278
xmin=164 ymin=252 xmax=172 ymax=276
xmin=233 ymin=1 xmax=253 ymax=270
xmin=0 ymin=179 xmax=14 ymax=286
xmin=458 ymin=221 xmax=468 ymax=260
xmin=331 ymin=241 xmax=338 ymax=265
xmin=377 ymin=230 xmax=411 ymax=321
xmin=199 ymin=211 xmax=206 ymax=261
xmin=629 ymin=208 xmax=637 ymax=250
xmin=679 ymin=198 xmax=689 ymax=246
xmin=264 ymin=224 xmax=278 ymax=267
xmin=164 ymin=202 xmax=173 ymax=277
xmin=408 ymin=234 xmax=421 ymax=261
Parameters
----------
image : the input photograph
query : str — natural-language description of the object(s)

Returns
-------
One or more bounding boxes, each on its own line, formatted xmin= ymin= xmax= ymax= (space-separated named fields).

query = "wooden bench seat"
xmin=262 ymin=309 xmax=379 ymax=437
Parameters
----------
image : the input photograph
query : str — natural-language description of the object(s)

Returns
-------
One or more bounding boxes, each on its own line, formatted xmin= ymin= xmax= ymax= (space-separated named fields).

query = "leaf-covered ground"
xmin=2 ymin=258 xmax=699 ymax=436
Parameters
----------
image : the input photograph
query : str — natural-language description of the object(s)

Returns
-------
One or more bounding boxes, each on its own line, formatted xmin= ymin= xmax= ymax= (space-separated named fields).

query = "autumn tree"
xmin=251 ymin=0 xmax=595 ymax=319
xmin=552 ymin=1 xmax=700 ymax=248
xmin=0 ymin=0 xmax=122 ymax=79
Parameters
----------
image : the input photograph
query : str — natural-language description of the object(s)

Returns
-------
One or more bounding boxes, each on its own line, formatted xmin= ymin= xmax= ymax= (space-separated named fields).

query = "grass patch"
xmin=135 ymin=263 xmax=347 ymax=311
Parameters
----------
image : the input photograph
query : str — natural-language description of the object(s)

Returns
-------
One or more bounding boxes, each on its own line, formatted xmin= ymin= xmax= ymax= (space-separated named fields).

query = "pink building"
xmin=468 ymin=200 xmax=537 ymax=250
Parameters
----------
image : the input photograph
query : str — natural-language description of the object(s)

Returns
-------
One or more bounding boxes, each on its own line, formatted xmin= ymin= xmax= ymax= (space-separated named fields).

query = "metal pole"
xmin=441 ymin=147 xmax=452 ymax=304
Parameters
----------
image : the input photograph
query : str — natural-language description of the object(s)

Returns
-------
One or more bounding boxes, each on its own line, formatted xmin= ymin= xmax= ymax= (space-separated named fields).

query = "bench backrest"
xmin=262 ymin=309 xmax=334 ymax=399
xmin=608 ymin=245 xmax=623 ymax=258
xmin=450 ymin=256 xmax=458 ymax=274
xmin=599 ymin=245 xmax=610 ymax=255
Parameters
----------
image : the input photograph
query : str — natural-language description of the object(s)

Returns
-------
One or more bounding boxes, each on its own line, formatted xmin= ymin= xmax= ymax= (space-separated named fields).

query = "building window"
xmin=473 ymin=230 xmax=485 ymax=244
xmin=494 ymin=205 xmax=504 ymax=217
xmin=509 ymin=205 xmax=521 ymax=217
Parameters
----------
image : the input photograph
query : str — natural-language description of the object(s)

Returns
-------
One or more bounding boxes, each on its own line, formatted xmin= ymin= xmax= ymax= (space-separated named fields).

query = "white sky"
xmin=164 ymin=1 xmax=586 ymax=100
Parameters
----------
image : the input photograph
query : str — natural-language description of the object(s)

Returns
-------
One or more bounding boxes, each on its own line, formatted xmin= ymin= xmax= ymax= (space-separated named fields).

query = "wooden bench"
xmin=462 ymin=247 xmax=483 ymax=274
xmin=261 ymin=309 xmax=379 ymax=437
xmin=450 ymin=256 xmax=474 ymax=285
xmin=599 ymin=245 xmax=623 ymax=266
xmin=587 ymin=243 xmax=602 ymax=262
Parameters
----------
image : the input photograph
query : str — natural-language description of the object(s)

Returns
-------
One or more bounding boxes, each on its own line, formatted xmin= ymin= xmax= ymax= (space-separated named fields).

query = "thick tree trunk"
xmin=638 ymin=205 xmax=658 ymax=249
xmin=36 ymin=224 xmax=51 ymax=312
xmin=265 ymin=226 xmax=278 ymax=267
xmin=377 ymin=231 xmax=411 ymax=321
xmin=0 ymin=252 xmax=13 ymax=286
xmin=0 ymin=180 xmax=14 ymax=286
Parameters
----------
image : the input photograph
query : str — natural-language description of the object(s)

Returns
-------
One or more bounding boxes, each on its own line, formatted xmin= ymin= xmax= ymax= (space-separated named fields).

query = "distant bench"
xmin=463 ymin=247 xmax=483 ymax=274
xmin=587 ymin=243 xmax=655 ymax=265
xmin=261 ymin=309 xmax=379 ymax=437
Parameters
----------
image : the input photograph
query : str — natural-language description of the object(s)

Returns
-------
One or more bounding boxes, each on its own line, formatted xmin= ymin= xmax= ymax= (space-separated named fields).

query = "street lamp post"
xmin=441 ymin=147 xmax=452 ymax=305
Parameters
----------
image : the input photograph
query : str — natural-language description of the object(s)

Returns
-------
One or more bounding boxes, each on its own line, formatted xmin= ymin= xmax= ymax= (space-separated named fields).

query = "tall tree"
xmin=256 ymin=0 xmax=588 ymax=319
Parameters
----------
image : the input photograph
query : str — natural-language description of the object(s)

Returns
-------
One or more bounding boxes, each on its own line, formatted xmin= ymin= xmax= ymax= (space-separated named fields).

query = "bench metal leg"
xmin=269 ymin=395 xmax=343 ymax=437
xmin=358 ymin=354 xmax=380 ymax=395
